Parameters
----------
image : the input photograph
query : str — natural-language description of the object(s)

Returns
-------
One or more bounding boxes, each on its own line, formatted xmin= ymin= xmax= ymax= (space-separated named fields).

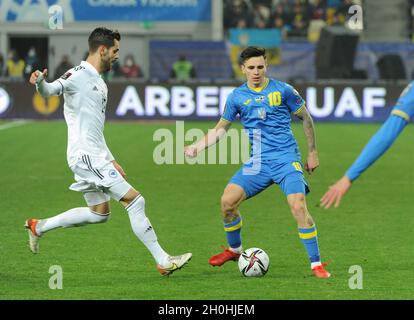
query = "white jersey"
xmin=51 ymin=61 xmax=114 ymax=167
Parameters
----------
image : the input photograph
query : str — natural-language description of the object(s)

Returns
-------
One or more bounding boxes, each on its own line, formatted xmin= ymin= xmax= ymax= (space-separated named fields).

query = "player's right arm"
xmin=184 ymin=119 xmax=232 ymax=158
xmin=30 ymin=69 xmax=63 ymax=97
xmin=185 ymin=91 xmax=237 ymax=158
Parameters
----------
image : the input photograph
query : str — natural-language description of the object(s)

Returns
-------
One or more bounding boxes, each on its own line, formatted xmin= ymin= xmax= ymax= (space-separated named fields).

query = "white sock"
xmin=230 ymin=246 xmax=243 ymax=254
xmin=311 ymin=261 xmax=322 ymax=269
xmin=126 ymin=195 xmax=169 ymax=266
xmin=36 ymin=207 xmax=110 ymax=235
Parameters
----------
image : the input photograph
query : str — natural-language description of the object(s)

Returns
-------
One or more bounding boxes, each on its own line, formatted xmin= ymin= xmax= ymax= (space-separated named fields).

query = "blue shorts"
xmin=229 ymin=158 xmax=310 ymax=199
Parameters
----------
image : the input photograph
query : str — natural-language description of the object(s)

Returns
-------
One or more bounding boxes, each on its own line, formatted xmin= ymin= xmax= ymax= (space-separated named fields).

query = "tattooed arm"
xmin=295 ymin=105 xmax=319 ymax=174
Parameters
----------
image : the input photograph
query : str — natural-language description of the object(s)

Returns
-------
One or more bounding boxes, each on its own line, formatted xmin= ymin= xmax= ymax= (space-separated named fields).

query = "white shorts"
xmin=69 ymin=155 xmax=132 ymax=206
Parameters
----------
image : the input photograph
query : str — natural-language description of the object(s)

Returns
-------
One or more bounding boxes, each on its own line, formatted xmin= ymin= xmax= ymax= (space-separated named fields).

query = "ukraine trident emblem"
xmin=258 ymin=108 xmax=266 ymax=120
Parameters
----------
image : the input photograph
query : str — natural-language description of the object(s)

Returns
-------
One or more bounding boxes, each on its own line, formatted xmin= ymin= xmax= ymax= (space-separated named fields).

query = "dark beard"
xmin=102 ymin=60 xmax=111 ymax=72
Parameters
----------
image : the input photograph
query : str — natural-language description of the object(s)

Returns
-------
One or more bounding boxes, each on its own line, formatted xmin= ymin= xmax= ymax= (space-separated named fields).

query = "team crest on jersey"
xmin=257 ymin=108 xmax=266 ymax=120
xmin=61 ymin=72 xmax=72 ymax=80
xmin=109 ymin=169 xmax=118 ymax=178
xmin=255 ymin=96 xmax=265 ymax=103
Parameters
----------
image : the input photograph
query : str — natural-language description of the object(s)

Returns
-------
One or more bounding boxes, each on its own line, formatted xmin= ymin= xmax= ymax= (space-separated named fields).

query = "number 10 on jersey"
xmin=268 ymin=91 xmax=281 ymax=107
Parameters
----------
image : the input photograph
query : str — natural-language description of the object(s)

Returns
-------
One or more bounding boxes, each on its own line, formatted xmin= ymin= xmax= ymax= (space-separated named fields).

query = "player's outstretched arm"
xmin=295 ymin=105 xmax=319 ymax=175
xmin=320 ymin=114 xmax=408 ymax=209
xmin=320 ymin=176 xmax=352 ymax=209
xmin=184 ymin=119 xmax=232 ymax=158
xmin=30 ymin=69 xmax=62 ymax=97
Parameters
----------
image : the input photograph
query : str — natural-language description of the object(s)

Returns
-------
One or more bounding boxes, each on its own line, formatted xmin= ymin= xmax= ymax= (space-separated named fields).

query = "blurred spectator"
xmin=288 ymin=2 xmax=309 ymax=37
xmin=268 ymin=16 xmax=289 ymax=38
xmin=255 ymin=19 xmax=267 ymax=29
xmin=6 ymin=49 xmax=25 ymax=79
xmin=223 ymin=0 xmax=346 ymax=38
xmin=308 ymin=0 xmax=327 ymax=20
xmin=170 ymin=55 xmax=196 ymax=81
xmin=121 ymin=54 xmax=144 ymax=78
xmin=237 ymin=18 xmax=249 ymax=28
xmin=24 ymin=46 xmax=40 ymax=78
xmin=0 ymin=53 xmax=5 ymax=77
xmin=224 ymin=0 xmax=253 ymax=29
xmin=268 ymin=3 xmax=292 ymax=27
xmin=252 ymin=3 xmax=271 ymax=28
xmin=54 ymin=55 xmax=73 ymax=79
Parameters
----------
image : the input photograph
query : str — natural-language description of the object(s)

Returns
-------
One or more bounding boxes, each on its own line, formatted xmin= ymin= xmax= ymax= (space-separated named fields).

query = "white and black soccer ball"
xmin=238 ymin=248 xmax=269 ymax=277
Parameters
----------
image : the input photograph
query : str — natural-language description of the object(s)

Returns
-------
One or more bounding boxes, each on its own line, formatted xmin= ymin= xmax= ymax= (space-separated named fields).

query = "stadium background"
xmin=1 ymin=0 xmax=413 ymax=301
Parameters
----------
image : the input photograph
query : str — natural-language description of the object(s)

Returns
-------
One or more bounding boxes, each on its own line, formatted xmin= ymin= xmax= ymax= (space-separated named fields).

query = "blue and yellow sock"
xmin=298 ymin=224 xmax=321 ymax=268
xmin=224 ymin=216 xmax=242 ymax=252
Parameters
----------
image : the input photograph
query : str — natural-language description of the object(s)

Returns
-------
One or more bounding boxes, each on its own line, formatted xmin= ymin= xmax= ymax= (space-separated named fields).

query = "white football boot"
xmin=156 ymin=252 xmax=192 ymax=276
xmin=24 ymin=218 xmax=41 ymax=254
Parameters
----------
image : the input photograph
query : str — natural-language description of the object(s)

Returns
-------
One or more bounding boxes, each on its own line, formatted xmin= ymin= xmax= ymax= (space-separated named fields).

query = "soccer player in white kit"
xmin=25 ymin=27 xmax=192 ymax=276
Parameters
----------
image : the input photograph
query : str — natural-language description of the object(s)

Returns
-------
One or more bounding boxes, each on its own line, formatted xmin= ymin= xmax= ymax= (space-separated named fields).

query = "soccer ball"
xmin=238 ymin=248 xmax=269 ymax=277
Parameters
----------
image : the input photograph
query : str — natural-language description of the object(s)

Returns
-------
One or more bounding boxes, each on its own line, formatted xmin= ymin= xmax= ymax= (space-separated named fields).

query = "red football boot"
xmin=209 ymin=247 xmax=241 ymax=266
xmin=312 ymin=263 xmax=331 ymax=278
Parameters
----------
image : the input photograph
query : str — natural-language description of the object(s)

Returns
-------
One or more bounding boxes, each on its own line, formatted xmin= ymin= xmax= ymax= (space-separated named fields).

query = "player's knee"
xmin=89 ymin=201 xmax=111 ymax=215
xmin=289 ymin=199 xmax=306 ymax=218
xmin=121 ymin=189 xmax=142 ymax=208
xmin=221 ymin=195 xmax=238 ymax=216
xmin=89 ymin=210 xmax=111 ymax=224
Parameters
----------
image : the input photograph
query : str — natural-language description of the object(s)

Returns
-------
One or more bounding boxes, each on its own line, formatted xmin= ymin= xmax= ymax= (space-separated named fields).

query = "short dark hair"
xmin=239 ymin=46 xmax=266 ymax=65
xmin=88 ymin=27 xmax=121 ymax=53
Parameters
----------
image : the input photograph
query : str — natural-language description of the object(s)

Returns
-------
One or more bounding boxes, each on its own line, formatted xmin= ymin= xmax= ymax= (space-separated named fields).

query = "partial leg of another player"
xmin=208 ymin=183 xmax=246 ymax=266
xmin=120 ymin=188 xmax=192 ymax=276
xmin=287 ymin=193 xmax=331 ymax=278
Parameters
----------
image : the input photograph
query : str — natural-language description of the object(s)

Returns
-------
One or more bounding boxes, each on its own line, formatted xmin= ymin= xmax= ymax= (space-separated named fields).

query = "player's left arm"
xmin=320 ymin=114 xmax=408 ymax=209
xmin=321 ymin=82 xmax=414 ymax=209
xmin=344 ymin=114 xmax=407 ymax=182
xmin=295 ymin=104 xmax=319 ymax=174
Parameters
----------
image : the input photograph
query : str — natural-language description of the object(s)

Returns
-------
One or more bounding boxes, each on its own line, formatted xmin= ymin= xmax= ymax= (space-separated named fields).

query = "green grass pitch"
xmin=0 ymin=120 xmax=413 ymax=300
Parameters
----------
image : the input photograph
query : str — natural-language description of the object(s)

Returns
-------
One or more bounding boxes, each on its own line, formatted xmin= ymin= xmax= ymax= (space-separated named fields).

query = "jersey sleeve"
xmin=55 ymin=69 xmax=78 ymax=94
xmin=36 ymin=79 xmax=64 ymax=97
xmin=345 ymin=115 xmax=407 ymax=181
xmin=391 ymin=81 xmax=414 ymax=121
xmin=284 ymin=84 xmax=305 ymax=115
xmin=221 ymin=92 xmax=239 ymax=122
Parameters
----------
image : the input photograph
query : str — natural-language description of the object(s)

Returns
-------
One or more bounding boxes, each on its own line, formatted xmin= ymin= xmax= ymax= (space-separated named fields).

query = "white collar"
xmin=80 ymin=60 xmax=100 ymax=76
